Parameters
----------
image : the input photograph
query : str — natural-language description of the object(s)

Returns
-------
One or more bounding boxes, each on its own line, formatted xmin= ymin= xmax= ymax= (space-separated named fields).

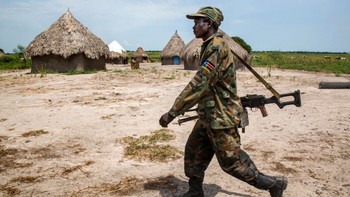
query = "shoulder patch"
xmin=202 ymin=60 xmax=216 ymax=73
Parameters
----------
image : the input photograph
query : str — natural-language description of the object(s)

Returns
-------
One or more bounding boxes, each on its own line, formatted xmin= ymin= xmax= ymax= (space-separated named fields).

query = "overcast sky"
xmin=0 ymin=0 xmax=349 ymax=53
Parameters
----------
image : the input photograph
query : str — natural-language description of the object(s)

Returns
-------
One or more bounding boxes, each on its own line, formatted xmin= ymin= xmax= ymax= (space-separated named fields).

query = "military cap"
xmin=186 ymin=6 xmax=224 ymax=26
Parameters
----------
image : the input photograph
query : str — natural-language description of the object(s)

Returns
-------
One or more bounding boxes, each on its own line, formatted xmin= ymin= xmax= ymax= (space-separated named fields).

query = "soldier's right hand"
xmin=159 ymin=112 xmax=175 ymax=127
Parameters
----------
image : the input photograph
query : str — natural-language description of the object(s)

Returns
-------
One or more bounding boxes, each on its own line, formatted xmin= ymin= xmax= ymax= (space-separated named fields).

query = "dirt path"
xmin=0 ymin=63 xmax=349 ymax=196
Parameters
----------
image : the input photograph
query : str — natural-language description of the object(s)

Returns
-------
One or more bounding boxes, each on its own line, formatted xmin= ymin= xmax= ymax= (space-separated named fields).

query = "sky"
xmin=0 ymin=0 xmax=349 ymax=53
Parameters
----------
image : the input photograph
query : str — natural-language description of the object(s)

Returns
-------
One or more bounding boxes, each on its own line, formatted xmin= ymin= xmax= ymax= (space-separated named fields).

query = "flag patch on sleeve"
xmin=202 ymin=60 xmax=216 ymax=73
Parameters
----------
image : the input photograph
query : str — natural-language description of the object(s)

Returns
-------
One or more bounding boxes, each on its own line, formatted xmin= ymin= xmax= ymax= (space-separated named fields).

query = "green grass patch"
xmin=0 ymin=54 xmax=31 ymax=70
xmin=252 ymin=52 xmax=350 ymax=74
xmin=65 ymin=70 xmax=98 ymax=75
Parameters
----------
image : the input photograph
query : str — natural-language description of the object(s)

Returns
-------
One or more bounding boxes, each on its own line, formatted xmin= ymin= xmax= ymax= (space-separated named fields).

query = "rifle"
xmin=177 ymin=90 xmax=301 ymax=127
xmin=240 ymin=90 xmax=301 ymax=117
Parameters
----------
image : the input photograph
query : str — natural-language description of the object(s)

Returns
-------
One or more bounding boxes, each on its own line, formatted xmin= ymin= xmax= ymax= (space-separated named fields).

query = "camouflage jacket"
xmin=168 ymin=32 xmax=243 ymax=129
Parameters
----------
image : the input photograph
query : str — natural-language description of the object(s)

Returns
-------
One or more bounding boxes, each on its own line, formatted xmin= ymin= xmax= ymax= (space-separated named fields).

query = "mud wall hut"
xmin=132 ymin=47 xmax=149 ymax=63
xmin=25 ymin=10 xmax=108 ymax=73
xmin=107 ymin=40 xmax=128 ymax=64
xmin=181 ymin=29 xmax=251 ymax=70
xmin=160 ymin=31 xmax=185 ymax=65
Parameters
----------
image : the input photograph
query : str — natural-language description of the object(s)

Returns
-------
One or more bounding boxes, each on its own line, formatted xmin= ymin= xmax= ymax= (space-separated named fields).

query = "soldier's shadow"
xmin=143 ymin=175 xmax=254 ymax=197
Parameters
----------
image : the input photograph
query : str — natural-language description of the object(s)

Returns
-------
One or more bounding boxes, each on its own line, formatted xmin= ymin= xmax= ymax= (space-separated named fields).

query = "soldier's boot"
xmin=182 ymin=177 xmax=204 ymax=197
xmin=255 ymin=173 xmax=288 ymax=197
xmin=269 ymin=176 xmax=288 ymax=197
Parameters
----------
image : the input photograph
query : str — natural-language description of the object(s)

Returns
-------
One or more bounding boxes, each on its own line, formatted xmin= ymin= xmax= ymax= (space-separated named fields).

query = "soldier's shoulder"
xmin=211 ymin=32 xmax=225 ymax=50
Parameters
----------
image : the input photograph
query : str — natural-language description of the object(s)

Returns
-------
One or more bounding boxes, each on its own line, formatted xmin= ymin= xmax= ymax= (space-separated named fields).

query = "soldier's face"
xmin=193 ymin=18 xmax=210 ymax=40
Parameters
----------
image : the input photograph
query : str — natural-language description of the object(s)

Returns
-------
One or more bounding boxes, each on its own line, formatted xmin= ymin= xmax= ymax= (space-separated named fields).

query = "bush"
xmin=0 ymin=54 xmax=31 ymax=70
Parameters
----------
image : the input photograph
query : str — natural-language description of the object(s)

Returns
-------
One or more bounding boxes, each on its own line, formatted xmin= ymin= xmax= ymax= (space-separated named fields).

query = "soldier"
xmin=159 ymin=6 xmax=288 ymax=197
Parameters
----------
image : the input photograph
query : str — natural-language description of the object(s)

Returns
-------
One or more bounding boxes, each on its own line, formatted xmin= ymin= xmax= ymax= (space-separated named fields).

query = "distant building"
xmin=107 ymin=40 xmax=128 ymax=64
xmin=160 ymin=31 xmax=185 ymax=65
xmin=132 ymin=47 xmax=149 ymax=63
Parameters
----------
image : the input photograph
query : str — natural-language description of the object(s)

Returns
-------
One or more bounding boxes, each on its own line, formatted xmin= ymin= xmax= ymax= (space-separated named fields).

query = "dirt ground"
xmin=1 ymin=63 xmax=349 ymax=197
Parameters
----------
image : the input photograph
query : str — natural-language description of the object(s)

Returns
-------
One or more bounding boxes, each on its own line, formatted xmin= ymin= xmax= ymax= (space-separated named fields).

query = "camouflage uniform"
xmin=168 ymin=32 xmax=260 ymax=186
xmin=162 ymin=6 xmax=288 ymax=197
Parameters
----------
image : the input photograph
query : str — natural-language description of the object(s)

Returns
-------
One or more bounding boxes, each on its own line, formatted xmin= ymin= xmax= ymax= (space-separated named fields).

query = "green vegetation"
xmin=0 ymin=45 xmax=31 ymax=70
xmin=145 ymin=51 xmax=161 ymax=62
xmin=65 ymin=70 xmax=97 ymax=75
xmin=1 ymin=47 xmax=349 ymax=74
xmin=232 ymin=36 xmax=252 ymax=53
xmin=0 ymin=53 xmax=31 ymax=70
xmin=252 ymin=51 xmax=350 ymax=74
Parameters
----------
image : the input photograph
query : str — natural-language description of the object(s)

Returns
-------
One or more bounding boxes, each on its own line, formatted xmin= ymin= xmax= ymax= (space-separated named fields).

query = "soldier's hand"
xmin=159 ymin=112 xmax=175 ymax=127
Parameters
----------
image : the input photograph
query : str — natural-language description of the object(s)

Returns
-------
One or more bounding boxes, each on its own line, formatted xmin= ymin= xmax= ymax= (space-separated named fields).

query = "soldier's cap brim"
xmin=186 ymin=13 xmax=207 ymax=19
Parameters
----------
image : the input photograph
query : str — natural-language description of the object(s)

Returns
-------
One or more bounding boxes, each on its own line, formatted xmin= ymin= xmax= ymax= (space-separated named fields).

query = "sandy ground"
xmin=0 ymin=63 xmax=349 ymax=197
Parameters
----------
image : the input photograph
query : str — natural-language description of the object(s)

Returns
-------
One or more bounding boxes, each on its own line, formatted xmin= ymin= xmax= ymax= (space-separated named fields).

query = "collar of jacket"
xmin=203 ymin=31 xmax=223 ymax=44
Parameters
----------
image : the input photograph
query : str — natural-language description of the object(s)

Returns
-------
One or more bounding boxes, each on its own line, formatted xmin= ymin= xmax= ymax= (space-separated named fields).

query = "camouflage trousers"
xmin=184 ymin=120 xmax=260 ymax=186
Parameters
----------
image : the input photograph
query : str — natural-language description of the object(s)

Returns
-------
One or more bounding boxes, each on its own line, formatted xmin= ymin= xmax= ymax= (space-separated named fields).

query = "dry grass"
xmin=10 ymin=176 xmax=41 ymax=183
xmin=21 ymin=129 xmax=48 ymax=137
xmin=0 ymin=145 xmax=32 ymax=173
xmin=117 ymin=129 xmax=183 ymax=162
xmin=61 ymin=161 xmax=95 ymax=177
xmin=0 ymin=118 xmax=7 ymax=122
xmin=71 ymin=175 xmax=179 ymax=196
xmin=272 ymin=162 xmax=297 ymax=174
xmin=0 ymin=185 xmax=21 ymax=196
xmin=71 ymin=176 xmax=144 ymax=196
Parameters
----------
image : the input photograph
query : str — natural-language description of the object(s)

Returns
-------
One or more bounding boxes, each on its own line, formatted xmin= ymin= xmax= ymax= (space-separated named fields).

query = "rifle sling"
xmin=231 ymin=50 xmax=281 ymax=99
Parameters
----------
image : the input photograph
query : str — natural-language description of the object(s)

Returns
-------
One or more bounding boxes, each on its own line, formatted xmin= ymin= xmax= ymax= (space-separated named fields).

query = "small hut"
xmin=132 ymin=47 xmax=149 ymax=63
xmin=181 ymin=38 xmax=202 ymax=70
xmin=160 ymin=31 xmax=185 ymax=65
xmin=107 ymin=40 xmax=128 ymax=64
xmin=0 ymin=50 xmax=5 ymax=57
xmin=181 ymin=29 xmax=251 ymax=70
xmin=26 ymin=10 xmax=109 ymax=73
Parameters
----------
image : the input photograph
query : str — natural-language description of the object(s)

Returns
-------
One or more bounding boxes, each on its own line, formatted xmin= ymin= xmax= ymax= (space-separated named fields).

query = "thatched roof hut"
xmin=0 ymin=50 xmax=5 ymax=57
xmin=160 ymin=31 xmax=185 ymax=65
xmin=181 ymin=29 xmax=251 ymax=70
xmin=108 ymin=51 xmax=128 ymax=64
xmin=132 ymin=47 xmax=149 ymax=63
xmin=25 ymin=10 xmax=109 ymax=73
xmin=107 ymin=40 xmax=128 ymax=64
xmin=181 ymin=38 xmax=202 ymax=70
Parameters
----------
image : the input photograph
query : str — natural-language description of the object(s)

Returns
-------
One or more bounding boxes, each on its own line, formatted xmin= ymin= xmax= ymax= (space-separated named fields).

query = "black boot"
xmin=269 ymin=176 xmax=288 ymax=197
xmin=255 ymin=173 xmax=288 ymax=197
xmin=182 ymin=177 xmax=204 ymax=197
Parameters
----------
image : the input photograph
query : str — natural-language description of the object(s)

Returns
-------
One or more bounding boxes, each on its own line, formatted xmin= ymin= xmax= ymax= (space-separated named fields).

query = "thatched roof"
xmin=181 ymin=38 xmax=202 ymax=60
xmin=181 ymin=29 xmax=251 ymax=69
xmin=160 ymin=31 xmax=185 ymax=58
xmin=25 ymin=10 xmax=108 ymax=59
xmin=133 ymin=47 xmax=148 ymax=58
xmin=108 ymin=51 xmax=128 ymax=59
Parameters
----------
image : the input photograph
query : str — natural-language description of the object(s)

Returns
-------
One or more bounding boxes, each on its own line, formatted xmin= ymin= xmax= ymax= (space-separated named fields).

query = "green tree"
xmin=231 ymin=36 xmax=252 ymax=54
xmin=13 ymin=44 xmax=26 ymax=54
xmin=13 ymin=44 xmax=27 ymax=67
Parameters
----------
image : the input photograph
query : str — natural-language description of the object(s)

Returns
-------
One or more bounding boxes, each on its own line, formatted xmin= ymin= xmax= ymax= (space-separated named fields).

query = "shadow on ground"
xmin=144 ymin=175 xmax=254 ymax=197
